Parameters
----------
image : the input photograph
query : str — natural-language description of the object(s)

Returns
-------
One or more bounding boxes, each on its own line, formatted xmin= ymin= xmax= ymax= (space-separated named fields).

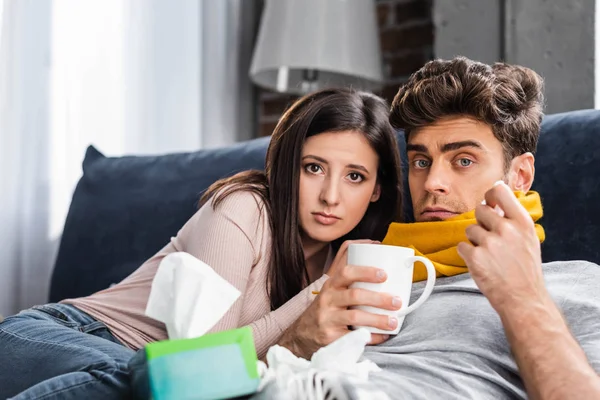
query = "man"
xmin=274 ymin=57 xmax=600 ymax=399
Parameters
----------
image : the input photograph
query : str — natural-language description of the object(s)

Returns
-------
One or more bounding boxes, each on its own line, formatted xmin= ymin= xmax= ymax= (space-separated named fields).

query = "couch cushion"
xmin=532 ymin=109 xmax=600 ymax=264
xmin=49 ymin=138 xmax=270 ymax=302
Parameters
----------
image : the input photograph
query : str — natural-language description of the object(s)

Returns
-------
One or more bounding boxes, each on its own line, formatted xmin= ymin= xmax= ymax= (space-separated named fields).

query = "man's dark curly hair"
xmin=390 ymin=56 xmax=545 ymax=168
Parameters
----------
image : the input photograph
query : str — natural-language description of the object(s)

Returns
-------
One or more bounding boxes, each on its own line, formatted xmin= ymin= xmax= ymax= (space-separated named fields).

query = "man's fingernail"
xmin=392 ymin=297 xmax=402 ymax=308
xmin=382 ymin=335 xmax=390 ymax=341
xmin=388 ymin=317 xmax=398 ymax=328
xmin=377 ymin=270 xmax=387 ymax=280
xmin=494 ymin=205 xmax=505 ymax=217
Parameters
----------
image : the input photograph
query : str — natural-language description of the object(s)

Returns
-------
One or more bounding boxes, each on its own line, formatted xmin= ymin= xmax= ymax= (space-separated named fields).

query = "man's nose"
xmin=319 ymin=177 xmax=341 ymax=206
xmin=423 ymin=161 xmax=451 ymax=195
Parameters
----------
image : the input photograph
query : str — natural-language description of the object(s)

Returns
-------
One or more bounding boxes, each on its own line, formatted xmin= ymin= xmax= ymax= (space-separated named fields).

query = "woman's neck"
xmin=301 ymin=235 xmax=330 ymax=283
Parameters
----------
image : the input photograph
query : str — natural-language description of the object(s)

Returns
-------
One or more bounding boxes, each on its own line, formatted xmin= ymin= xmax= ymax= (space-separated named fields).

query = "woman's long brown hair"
xmin=200 ymin=88 xmax=403 ymax=310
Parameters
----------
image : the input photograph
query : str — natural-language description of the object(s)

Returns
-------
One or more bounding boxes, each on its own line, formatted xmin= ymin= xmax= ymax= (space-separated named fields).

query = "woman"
xmin=0 ymin=88 xmax=403 ymax=399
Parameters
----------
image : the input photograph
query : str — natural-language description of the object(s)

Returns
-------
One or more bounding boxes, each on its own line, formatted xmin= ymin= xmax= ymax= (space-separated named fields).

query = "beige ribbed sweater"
xmin=62 ymin=190 xmax=330 ymax=358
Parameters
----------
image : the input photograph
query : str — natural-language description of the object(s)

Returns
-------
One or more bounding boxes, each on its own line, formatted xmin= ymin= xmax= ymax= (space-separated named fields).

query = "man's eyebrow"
xmin=406 ymin=144 xmax=429 ymax=153
xmin=440 ymin=140 xmax=483 ymax=152
xmin=406 ymin=141 xmax=484 ymax=154
xmin=302 ymin=155 xmax=370 ymax=173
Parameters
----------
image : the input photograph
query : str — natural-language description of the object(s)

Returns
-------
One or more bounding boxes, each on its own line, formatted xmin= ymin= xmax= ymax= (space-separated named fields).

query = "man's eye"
xmin=412 ymin=159 xmax=430 ymax=169
xmin=457 ymin=159 xmax=473 ymax=167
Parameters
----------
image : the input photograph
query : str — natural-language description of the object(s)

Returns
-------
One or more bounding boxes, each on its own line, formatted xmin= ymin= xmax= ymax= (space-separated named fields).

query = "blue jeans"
xmin=0 ymin=303 xmax=135 ymax=399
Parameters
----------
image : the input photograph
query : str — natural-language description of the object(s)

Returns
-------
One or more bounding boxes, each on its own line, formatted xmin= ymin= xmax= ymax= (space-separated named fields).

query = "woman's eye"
xmin=457 ymin=158 xmax=473 ymax=167
xmin=347 ymin=172 xmax=364 ymax=183
xmin=305 ymin=164 xmax=322 ymax=174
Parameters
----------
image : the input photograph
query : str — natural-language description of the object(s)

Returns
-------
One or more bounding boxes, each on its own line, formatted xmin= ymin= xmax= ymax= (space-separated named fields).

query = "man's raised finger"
xmin=473 ymin=204 xmax=504 ymax=233
xmin=484 ymin=182 xmax=530 ymax=223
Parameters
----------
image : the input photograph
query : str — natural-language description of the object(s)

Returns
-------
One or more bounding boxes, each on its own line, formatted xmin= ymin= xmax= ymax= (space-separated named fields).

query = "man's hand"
xmin=278 ymin=241 xmax=402 ymax=360
xmin=458 ymin=182 xmax=600 ymax=400
xmin=457 ymin=182 xmax=549 ymax=313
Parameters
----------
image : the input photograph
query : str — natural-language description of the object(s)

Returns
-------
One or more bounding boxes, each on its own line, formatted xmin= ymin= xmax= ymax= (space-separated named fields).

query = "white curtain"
xmin=0 ymin=0 xmax=53 ymax=318
xmin=0 ymin=0 xmax=257 ymax=317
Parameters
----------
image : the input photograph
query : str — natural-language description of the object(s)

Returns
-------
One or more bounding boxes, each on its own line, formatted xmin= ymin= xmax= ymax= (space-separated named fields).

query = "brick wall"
xmin=256 ymin=0 xmax=434 ymax=138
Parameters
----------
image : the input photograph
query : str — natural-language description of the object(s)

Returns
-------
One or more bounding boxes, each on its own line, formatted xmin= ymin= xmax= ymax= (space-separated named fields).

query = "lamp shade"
xmin=250 ymin=0 xmax=383 ymax=94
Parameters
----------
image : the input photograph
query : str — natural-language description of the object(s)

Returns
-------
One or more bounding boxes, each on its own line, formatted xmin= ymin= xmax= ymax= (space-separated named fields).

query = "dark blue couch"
xmin=49 ymin=110 xmax=600 ymax=302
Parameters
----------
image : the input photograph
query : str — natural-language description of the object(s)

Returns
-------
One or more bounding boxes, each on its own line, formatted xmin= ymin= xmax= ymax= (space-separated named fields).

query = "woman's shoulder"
xmin=203 ymin=186 xmax=270 ymax=237
xmin=207 ymin=185 xmax=268 ymax=213
xmin=170 ymin=186 xmax=271 ymax=265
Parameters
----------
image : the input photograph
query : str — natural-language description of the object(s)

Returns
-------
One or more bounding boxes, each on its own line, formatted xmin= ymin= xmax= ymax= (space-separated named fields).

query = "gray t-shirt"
xmin=358 ymin=260 xmax=600 ymax=399
xmin=254 ymin=261 xmax=600 ymax=400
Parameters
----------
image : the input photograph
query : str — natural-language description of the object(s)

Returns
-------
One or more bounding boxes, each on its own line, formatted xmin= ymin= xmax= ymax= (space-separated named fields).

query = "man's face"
xmin=407 ymin=116 xmax=510 ymax=222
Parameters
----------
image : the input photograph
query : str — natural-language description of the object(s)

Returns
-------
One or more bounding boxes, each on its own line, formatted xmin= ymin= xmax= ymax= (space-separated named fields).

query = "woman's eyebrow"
xmin=347 ymin=164 xmax=369 ymax=173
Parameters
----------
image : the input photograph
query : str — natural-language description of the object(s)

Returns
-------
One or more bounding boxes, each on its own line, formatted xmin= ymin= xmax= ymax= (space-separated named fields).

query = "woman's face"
xmin=298 ymin=130 xmax=381 ymax=246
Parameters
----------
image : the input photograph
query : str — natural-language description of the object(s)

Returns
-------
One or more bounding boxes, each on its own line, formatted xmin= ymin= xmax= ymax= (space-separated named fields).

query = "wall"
xmin=434 ymin=0 xmax=596 ymax=114
xmin=594 ymin=0 xmax=600 ymax=110
xmin=256 ymin=0 xmax=434 ymax=137
xmin=433 ymin=0 xmax=502 ymax=65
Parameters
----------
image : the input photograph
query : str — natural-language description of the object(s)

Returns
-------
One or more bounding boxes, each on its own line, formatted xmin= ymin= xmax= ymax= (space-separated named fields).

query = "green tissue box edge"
xmin=144 ymin=326 xmax=259 ymax=380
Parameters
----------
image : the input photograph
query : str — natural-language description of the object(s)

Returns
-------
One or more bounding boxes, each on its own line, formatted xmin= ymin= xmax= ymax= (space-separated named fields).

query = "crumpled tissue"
xmin=145 ymin=252 xmax=241 ymax=339
xmin=256 ymin=328 xmax=387 ymax=400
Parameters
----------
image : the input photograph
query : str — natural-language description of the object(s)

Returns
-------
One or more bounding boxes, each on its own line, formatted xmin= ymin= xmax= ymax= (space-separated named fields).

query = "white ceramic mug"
xmin=348 ymin=243 xmax=436 ymax=334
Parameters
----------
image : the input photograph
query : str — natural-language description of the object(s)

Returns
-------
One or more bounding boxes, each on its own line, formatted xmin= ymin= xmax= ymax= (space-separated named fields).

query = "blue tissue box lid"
xmin=148 ymin=344 xmax=260 ymax=400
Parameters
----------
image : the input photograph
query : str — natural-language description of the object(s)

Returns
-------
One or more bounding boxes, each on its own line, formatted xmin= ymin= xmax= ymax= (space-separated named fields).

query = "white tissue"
xmin=257 ymin=329 xmax=384 ymax=399
xmin=145 ymin=252 xmax=241 ymax=339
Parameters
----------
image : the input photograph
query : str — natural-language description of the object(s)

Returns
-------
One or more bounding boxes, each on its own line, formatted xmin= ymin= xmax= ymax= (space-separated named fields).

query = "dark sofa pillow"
xmin=533 ymin=109 xmax=600 ymax=264
xmin=49 ymin=137 xmax=270 ymax=302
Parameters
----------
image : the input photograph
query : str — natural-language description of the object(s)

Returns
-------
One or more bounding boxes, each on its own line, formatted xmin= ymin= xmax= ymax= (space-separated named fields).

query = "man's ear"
xmin=371 ymin=184 xmax=381 ymax=202
xmin=507 ymin=152 xmax=535 ymax=192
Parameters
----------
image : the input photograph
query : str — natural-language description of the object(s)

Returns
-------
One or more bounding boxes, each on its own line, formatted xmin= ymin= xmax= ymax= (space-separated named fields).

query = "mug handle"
xmin=396 ymin=256 xmax=436 ymax=317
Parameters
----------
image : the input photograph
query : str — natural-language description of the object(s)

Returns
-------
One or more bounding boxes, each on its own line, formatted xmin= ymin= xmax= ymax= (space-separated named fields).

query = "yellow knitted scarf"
xmin=382 ymin=191 xmax=545 ymax=282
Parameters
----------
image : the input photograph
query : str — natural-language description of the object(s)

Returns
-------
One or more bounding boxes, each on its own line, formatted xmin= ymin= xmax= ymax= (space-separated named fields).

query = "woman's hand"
xmin=325 ymin=239 xmax=376 ymax=277
xmin=278 ymin=240 xmax=403 ymax=359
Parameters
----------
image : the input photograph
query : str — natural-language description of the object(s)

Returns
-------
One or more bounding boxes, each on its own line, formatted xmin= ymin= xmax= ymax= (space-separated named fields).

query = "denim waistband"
xmin=31 ymin=303 xmax=98 ymax=326
xmin=26 ymin=303 xmax=124 ymax=346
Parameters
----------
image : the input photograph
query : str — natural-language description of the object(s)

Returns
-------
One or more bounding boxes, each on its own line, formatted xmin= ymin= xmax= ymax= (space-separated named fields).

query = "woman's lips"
xmin=312 ymin=212 xmax=341 ymax=225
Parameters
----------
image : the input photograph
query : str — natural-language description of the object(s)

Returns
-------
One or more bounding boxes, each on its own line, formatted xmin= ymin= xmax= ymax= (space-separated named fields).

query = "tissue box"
xmin=145 ymin=327 xmax=260 ymax=400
